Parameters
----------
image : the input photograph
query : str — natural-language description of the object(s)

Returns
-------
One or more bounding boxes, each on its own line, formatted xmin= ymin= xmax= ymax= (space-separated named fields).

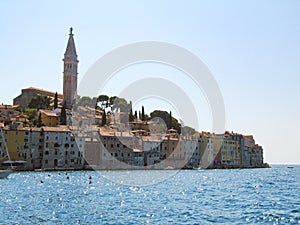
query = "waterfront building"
xmin=243 ymin=135 xmax=254 ymax=167
xmin=198 ymin=132 xmax=214 ymax=168
xmin=251 ymin=144 xmax=263 ymax=167
xmin=220 ymin=132 xmax=243 ymax=167
xmin=23 ymin=126 xmax=84 ymax=170
xmin=2 ymin=122 xmax=27 ymax=162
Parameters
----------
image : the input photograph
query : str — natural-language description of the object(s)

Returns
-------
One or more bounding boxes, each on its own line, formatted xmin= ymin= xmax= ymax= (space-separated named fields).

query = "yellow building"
xmin=2 ymin=124 xmax=26 ymax=161
xmin=39 ymin=110 xmax=59 ymax=127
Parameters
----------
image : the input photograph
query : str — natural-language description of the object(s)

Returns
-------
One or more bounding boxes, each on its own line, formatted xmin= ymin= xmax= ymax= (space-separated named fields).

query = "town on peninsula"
xmin=0 ymin=28 xmax=269 ymax=171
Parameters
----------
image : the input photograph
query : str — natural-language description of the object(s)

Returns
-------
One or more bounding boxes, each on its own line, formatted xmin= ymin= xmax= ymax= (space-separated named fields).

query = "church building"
xmin=63 ymin=27 xmax=79 ymax=109
xmin=14 ymin=28 xmax=79 ymax=110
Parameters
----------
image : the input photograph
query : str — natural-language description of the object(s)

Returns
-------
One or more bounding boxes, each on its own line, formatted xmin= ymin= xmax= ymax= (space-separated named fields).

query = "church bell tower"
xmin=63 ymin=27 xmax=78 ymax=109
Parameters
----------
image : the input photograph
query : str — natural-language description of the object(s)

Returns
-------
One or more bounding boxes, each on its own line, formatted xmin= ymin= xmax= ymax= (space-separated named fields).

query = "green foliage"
xmin=169 ymin=111 xmax=172 ymax=128
xmin=54 ymin=92 xmax=58 ymax=109
xmin=134 ymin=110 xmax=138 ymax=119
xmin=60 ymin=101 xmax=67 ymax=125
xmin=102 ymin=110 xmax=107 ymax=126
xmin=28 ymin=95 xmax=50 ymax=109
xmin=181 ymin=126 xmax=197 ymax=136
xmin=77 ymin=96 xmax=97 ymax=108
xmin=26 ymin=108 xmax=38 ymax=125
xmin=150 ymin=110 xmax=180 ymax=132
xmin=141 ymin=106 xmax=145 ymax=121
xmin=111 ymin=97 xmax=131 ymax=112
xmin=97 ymin=95 xmax=109 ymax=109
xmin=109 ymin=96 xmax=117 ymax=108
xmin=129 ymin=108 xmax=134 ymax=122
xmin=37 ymin=112 xmax=43 ymax=127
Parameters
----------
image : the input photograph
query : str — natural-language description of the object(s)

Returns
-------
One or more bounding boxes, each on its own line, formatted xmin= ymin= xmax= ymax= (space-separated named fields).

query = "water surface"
xmin=0 ymin=165 xmax=299 ymax=224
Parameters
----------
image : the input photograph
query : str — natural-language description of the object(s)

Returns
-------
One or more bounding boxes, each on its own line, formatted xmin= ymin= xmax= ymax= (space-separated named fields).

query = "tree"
xmin=54 ymin=92 xmax=58 ymax=109
xmin=169 ymin=111 xmax=172 ymax=129
xmin=134 ymin=110 xmax=138 ymax=119
xmin=26 ymin=108 xmax=38 ymax=125
xmin=129 ymin=108 xmax=134 ymax=122
xmin=60 ymin=101 xmax=67 ymax=125
xmin=97 ymin=94 xmax=109 ymax=109
xmin=141 ymin=106 xmax=145 ymax=121
xmin=150 ymin=110 xmax=180 ymax=132
xmin=37 ymin=112 xmax=43 ymax=127
xmin=111 ymin=97 xmax=131 ymax=113
xmin=77 ymin=96 xmax=96 ymax=108
xmin=102 ymin=110 xmax=107 ymax=126
xmin=28 ymin=95 xmax=50 ymax=109
xmin=108 ymin=96 xmax=117 ymax=109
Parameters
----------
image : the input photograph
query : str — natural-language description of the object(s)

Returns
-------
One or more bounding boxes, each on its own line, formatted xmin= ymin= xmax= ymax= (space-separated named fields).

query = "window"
xmin=45 ymin=151 xmax=49 ymax=155
xmin=111 ymin=144 xmax=114 ymax=148
xmin=45 ymin=160 xmax=48 ymax=164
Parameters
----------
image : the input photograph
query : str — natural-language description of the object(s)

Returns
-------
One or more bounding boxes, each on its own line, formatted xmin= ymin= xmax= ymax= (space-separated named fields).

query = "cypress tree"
xmin=129 ymin=108 xmax=134 ymax=122
xmin=169 ymin=111 xmax=172 ymax=129
xmin=134 ymin=110 xmax=138 ymax=119
xmin=54 ymin=92 xmax=58 ymax=109
xmin=60 ymin=101 xmax=67 ymax=125
xmin=141 ymin=106 xmax=145 ymax=121
xmin=37 ymin=112 xmax=42 ymax=127
xmin=102 ymin=110 xmax=107 ymax=126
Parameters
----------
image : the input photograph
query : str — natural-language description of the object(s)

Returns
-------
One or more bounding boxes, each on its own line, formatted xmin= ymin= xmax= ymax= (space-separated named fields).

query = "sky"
xmin=0 ymin=0 xmax=299 ymax=164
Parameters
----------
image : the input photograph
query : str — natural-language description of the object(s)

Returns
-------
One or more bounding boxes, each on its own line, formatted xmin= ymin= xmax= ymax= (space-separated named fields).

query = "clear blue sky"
xmin=1 ymin=0 xmax=299 ymax=164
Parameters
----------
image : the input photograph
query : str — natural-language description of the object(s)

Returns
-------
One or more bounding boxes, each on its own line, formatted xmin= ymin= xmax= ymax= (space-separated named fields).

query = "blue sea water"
xmin=0 ymin=165 xmax=299 ymax=224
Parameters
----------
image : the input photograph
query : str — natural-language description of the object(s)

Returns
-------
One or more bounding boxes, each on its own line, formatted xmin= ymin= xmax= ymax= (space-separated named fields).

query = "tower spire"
xmin=64 ymin=27 xmax=77 ymax=58
xmin=63 ymin=27 xmax=78 ymax=109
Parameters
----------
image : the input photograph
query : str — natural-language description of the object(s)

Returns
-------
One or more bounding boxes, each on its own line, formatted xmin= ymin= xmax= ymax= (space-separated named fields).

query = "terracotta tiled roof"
xmin=0 ymin=105 xmax=19 ymax=109
xmin=40 ymin=109 xmax=58 ymax=117
xmin=23 ymin=87 xmax=63 ymax=98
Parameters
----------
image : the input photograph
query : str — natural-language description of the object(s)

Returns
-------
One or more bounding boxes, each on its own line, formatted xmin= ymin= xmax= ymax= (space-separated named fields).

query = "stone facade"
xmin=63 ymin=27 xmax=78 ymax=109
xmin=13 ymin=87 xmax=63 ymax=109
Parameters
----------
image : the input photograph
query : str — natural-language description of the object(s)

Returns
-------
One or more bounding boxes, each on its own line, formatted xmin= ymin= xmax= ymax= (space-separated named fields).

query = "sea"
xmin=0 ymin=165 xmax=299 ymax=224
